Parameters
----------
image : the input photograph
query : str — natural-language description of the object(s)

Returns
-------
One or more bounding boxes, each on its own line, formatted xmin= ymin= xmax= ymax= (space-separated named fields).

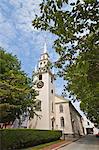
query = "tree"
xmin=64 ymin=49 xmax=99 ymax=124
xmin=0 ymin=48 xmax=38 ymax=127
xmin=32 ymin=0 xmax=99 ymax=124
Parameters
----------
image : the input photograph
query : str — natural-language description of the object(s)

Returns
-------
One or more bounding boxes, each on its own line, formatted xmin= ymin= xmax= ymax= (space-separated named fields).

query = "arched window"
xmin=52 ymin=120 xmax=54 ymax=130
xmin=52 ymin=102 xmax=54 ymax=112
xmin=51 ymin=77 xmax=53 ymax=83
xmin=59 ymin=104 xmax=63 ymax=113
xmin=36 ymin=100 xmax=41 ymax=111
xmin=60 ymin=117 xmax=65 ymax=127
xmin=51 ymin=117 xmax=55 ymax=130
xmin=51 ymin=89 xmax=53 ymax=94
xmin=39 ymin=74 xmax=42 ymax=80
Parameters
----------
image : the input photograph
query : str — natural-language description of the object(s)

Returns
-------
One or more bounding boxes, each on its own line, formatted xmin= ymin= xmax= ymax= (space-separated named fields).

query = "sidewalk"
xmin=41 ymin=138 xmax=79 ymax=150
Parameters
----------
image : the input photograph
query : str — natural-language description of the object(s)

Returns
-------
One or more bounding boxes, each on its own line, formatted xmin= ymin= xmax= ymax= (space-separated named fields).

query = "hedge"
xmin=0 ymin=129 xmax=62 ymax=150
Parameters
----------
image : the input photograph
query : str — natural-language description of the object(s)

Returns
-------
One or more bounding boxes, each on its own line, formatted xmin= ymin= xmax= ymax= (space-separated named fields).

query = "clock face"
xmin=37 ymin=81 xmax=44 ymax=88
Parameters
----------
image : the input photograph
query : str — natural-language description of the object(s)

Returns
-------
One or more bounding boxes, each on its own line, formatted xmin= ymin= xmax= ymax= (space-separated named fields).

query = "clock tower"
xmin=29 ymin=43 xmax=56 ymax=130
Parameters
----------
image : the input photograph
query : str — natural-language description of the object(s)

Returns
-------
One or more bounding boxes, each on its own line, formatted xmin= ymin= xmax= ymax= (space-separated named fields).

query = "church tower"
xmin=29 ymin=43 xmax=55 ymax=130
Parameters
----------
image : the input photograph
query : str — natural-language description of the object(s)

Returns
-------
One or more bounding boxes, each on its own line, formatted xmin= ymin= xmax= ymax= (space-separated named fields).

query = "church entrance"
xmin=52 ymin=120 xmax=54 ymax=130
xmin=51 ymin=117 xmax=55 ymax=130
xmin=86 ymin=128 xmax=93 ymax=134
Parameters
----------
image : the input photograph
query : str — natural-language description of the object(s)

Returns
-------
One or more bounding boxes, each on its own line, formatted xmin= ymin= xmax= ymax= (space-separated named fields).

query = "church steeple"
xmin=37 ymin=43 xmax=50 ymax=72
xmin=44 ymin=42 xmax=47 ymax=53
xmin=40 ymin=43 xmax=49 ymax=61
xmin=32 ymin=43 xmax=55 ymax=130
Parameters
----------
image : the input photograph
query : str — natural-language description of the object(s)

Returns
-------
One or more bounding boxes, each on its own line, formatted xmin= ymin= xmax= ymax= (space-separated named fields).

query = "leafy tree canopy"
xmin=32 ymin=0 xmax=99 ymax=124
xmin=65 ymin=49 xmax=99 ymax=124
xmin=0 ymin=48 xmax=38 ymax=126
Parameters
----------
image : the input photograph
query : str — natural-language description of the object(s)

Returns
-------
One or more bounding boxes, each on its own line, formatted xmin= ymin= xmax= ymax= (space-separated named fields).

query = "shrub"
xmin=0 ymin=129 xmax=62 ymax=149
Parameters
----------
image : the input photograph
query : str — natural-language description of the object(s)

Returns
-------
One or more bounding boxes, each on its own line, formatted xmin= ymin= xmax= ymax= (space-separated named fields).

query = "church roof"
xmin=55 ymin=94 xmax=69 ymax=104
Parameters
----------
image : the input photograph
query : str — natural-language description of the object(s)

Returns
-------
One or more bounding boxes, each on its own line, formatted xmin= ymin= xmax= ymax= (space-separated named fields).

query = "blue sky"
xmin=0 ymin=0 xmax=57 ymax=75
xmin=0 ymin=0 xmax=65 ymax=94
xmin=0 ymin=0 xmax=84 ymax=115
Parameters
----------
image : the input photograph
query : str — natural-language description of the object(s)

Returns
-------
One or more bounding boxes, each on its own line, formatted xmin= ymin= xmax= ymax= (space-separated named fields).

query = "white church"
xmin=26 ymin=44 xmax=84 ymax=137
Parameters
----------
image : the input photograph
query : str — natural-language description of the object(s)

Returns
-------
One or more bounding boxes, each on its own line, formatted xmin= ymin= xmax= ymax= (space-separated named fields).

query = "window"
xmin=52 ymin=120 xmax=54 ymax=130
xmin=51 ymin=77 xmax=53 ymax=83
xmin=40 ymin=62 xmax=42 ymax=65
xmin=39 ymin=74 xmax=42 ymax=80
xmin=51 ymin=89 xmax=53 ymax=94
xmin=87 ymin=122 xmax=90 ymax=125
xmin=52 ymin=102 xmax=54 ymax=112
xmin=51 ymin=117 xmax=55 ymax=130
xmin=59 ymin=104 xmax=63 ymax=113
xmin=36 ymin=101 xmax=41 ymax=111
xmin=43 ymin=68 xmax=46 ymax=71
xmin=60 ymin=117 xmax=65 ymax=127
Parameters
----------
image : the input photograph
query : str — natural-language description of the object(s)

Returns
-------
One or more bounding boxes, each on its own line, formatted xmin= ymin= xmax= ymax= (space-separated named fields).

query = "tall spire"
xmin=44 ymin=42 xmax=47 ymax=53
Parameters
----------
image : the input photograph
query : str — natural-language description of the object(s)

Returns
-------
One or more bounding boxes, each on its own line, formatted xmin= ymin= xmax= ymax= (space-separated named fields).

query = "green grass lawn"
xmin=21 ymin=140 xmax=62 ymax=150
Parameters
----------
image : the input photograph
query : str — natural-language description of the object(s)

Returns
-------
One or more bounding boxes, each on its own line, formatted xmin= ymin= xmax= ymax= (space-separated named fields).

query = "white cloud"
xmin=9 ymin=0 xmax=42 ymax=33
xmin=0 ymin=21 xmax=16 ymax=38
xmin=0 ymin=0 xmax=43 ymax=52
xmin=0 ymin=0 xmax=57 ymax=73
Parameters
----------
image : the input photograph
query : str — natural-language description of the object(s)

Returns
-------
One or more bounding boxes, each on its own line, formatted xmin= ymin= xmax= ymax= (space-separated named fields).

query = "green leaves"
xmin=84 ymin=0 xmax=97 ymax=4
xmin=0 ymin=48 xmax=38 ymax=125
xmin=65 ymin=50 xmax=99 ymax=124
